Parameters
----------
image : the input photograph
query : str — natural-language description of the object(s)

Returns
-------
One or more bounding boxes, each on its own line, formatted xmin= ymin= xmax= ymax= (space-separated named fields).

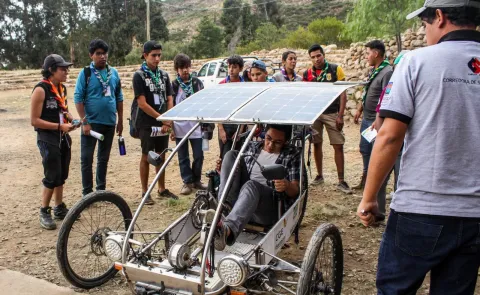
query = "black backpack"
xmin=128 ymin=70 xmax=148 ymax=139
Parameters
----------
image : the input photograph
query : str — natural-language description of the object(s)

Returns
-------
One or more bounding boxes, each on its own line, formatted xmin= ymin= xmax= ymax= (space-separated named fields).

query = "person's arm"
xmin=357 ymin=118 xmax=407 ymax=225
xmin=274 ymin=179 xmax=300 ymax=198
xmin=137 ymin=95 xmax=161 ymax=118
xmin=116 ymin=101 xmax=123 ymax=136
xmin=336 ymin=66 xmax=347 ymax=129
xmin=31 ymin=87 xmax=73 ymax=133
xmin=218 ymin=124 xmax=228 ymax=144
xmin=74 ymin=70 xmax=91 ymax=135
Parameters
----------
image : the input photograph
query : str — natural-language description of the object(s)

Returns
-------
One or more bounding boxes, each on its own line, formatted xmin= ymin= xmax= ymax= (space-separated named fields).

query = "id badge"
xmin=154 ymin=94 xmax=160 ymax=105
xmin=104 ymin=86 xmax=112 ymax=97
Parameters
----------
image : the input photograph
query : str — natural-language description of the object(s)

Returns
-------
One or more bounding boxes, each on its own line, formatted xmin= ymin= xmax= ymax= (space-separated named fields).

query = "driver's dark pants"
xmin=219 ymin=150 xmax=278 ymax=245
xmin=376 ymin=210 xmax=480 ymax=295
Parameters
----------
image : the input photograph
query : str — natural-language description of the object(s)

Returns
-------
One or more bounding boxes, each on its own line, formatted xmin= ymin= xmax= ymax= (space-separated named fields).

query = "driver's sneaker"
xmin=336 ymin=181 xmax=353 ymax=194
xmin=214 ymin=222 xmax=228 ymax=251
xmin=53 ymin=202 xmax=69 ymax=220
xmin=158 ymin=189 xmax=179 ymax=200
xmin=193 ymin=181 xmax=208 ymax=190
xmin=40 ymin=207 xmax=56 ymax=230
xmin=311 ymin=175 xmax=324 ymax=186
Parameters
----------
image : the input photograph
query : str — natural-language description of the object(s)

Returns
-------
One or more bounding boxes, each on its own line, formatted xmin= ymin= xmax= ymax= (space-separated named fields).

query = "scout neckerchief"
xmin=90 ymin=62 xmax=112 ymax=96
xmin=226 ymin=75 xmax=244 ymax=83
xmin=141 ymin=61 xmax=161 ymax=90
xmin=312 ymin=60 xmax=330 ymax=82
xmin=281 ymin=67 xmax=297 ymax=81
xmin=176 ymin=74 xmax=194 ymax=97
xmin=42 ymin=79 xmax=68 ymax=123
xmin=362 ymin=59 xmax=390 ymax=105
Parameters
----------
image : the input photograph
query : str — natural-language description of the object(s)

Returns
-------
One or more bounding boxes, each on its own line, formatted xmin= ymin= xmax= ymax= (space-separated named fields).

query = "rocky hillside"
xmin=163 ymin=0 xmax=352 ymax=40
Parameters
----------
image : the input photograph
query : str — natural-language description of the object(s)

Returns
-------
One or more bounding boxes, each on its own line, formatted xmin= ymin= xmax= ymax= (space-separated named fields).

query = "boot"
xmin=352 ymin=173 xmax=367 ymax=190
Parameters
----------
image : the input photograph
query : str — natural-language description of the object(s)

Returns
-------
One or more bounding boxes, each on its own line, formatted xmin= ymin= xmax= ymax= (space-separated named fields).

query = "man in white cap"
xmin=357 ymin=0 xmax=480 ymax=294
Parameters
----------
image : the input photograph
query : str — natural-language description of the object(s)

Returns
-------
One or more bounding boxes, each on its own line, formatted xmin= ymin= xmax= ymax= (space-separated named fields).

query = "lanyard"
xmin=142 ymin=62 xmax=161 ymax=89
xmin=362 ymin=60 xmax=390 ymax=104
xmin=281 ymin=67 xmax=297 ymax=81
xmin=90 ymin=63 xmax=112 ymax=95
xmin=176 ymin=74 xmax=194 ymax=97
xmin=313 ymin=60 xmax=330 ymax=82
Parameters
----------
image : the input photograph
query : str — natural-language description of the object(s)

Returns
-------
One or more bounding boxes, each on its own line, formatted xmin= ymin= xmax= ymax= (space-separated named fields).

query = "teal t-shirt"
xmin=74 ymin=63 xmax=123 ymax=126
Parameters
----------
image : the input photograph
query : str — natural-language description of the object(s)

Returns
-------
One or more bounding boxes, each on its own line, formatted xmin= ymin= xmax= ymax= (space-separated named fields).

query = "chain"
xmin=167 ymin=193 xmax=209 ymax=250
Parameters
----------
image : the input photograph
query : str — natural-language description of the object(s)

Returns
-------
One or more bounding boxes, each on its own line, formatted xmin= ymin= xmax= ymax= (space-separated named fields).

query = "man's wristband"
xmin=82 ymin=120 xmax=89 ymax=126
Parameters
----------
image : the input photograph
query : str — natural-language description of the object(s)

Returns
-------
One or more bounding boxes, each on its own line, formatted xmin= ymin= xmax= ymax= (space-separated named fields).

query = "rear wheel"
xmin=56 ymin=191 xmax=132 ymax=289
xmin=296 ymin=223 xmax=343 ymax=295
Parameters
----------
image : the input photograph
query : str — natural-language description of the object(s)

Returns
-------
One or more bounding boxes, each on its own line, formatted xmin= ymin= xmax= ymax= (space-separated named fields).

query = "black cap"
xmin=141 ymin=40 xmax=162 ymax=59
xmin=43 ymin=54 xmax=73 ymax=71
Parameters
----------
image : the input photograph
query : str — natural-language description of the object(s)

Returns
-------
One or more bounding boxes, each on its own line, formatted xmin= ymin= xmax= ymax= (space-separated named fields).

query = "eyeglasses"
xmin=265 ymin=135 xmax=284 ymax=148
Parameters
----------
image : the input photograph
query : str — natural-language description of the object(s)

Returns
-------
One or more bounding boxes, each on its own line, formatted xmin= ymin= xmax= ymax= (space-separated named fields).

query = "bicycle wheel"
xmin=296 ymin=223 xmax=343 ymax=295
xmin=56 ymin=191 xmax=132 ymax=289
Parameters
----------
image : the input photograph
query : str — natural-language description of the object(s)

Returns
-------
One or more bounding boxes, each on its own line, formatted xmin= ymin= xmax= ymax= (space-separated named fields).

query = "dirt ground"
xmin=0 ymin=88 xmax=476 ymax=295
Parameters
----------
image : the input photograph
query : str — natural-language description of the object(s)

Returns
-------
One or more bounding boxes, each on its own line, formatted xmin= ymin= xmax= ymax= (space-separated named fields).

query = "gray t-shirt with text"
xmin=380 ymin=31 xmax=480 ymax=218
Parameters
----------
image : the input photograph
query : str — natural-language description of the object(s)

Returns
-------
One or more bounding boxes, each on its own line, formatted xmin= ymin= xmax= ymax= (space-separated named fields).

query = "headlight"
xmin=217 ymin=255 xmax=249 ymax=287
xmin=103 ymin=235 xmax=124 ymax=262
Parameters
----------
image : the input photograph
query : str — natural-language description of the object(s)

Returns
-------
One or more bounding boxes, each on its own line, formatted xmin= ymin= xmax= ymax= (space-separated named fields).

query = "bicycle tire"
xmin=56 ymin=191 xmax=132 ymax=289
xmin=296 ymin=223 xmax=343 ymax=295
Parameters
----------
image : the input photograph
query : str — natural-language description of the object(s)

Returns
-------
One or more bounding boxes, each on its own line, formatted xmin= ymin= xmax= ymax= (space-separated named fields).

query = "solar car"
xmin=56 ymin=82 xmax=357 ymax=295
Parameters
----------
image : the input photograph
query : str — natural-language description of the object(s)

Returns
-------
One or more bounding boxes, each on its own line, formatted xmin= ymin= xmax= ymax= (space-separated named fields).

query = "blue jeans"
xmin=377 ymin=210 xmax=480 ymax=295
xmin=80 ymin=123 xmax=115 ymax=196
xmin=359 ymin=119 xmax=389 ymax=215
xmin=175 ymin=138 xmax=204 ymax=184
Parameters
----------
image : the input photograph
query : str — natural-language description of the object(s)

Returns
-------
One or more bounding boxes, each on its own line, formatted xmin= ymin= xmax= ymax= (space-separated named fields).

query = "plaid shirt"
xmin=244 ymin=141 xmax=301 ymax=190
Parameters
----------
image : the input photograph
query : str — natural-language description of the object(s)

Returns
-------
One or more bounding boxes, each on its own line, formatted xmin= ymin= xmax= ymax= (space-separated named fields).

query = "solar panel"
xmin=159 ymin=84 xmax=271 ymax=122
xmin=229 ymin=83 xmax=352 ymax=125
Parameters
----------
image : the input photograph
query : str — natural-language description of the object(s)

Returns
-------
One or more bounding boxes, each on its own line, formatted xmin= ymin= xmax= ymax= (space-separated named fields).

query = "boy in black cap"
xmin=31 ymin=54 xmax=78 ymax=230
xmin=132 ymin=41 xmax=178 ymax=204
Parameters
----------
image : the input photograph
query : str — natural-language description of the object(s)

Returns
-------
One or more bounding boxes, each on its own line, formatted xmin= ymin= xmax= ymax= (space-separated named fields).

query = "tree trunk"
xmin=396 ymin=32 xmax=402 ymax=53
xmin=69 ymin=31 xmax=75 ymax=65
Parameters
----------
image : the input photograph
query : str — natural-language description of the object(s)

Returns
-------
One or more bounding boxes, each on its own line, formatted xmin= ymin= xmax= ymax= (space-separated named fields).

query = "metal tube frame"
xmin=199 ymin=124 xmax=259 ymax=292
xmin=121 ymin=122 xmax=201 ymax=263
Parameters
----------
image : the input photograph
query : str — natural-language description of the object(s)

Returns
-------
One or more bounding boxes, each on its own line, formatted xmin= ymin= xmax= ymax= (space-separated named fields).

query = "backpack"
xmin=128 ymin=70 xmax=148 ymax=139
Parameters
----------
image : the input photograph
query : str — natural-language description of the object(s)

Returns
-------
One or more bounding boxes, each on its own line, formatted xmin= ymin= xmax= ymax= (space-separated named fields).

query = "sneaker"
xmin=40 ymin=207 xmax=56 ymax=230
xmin=180 ymin=184 xmax=193 ymax=195
xmin=53 ymin=202 xmax=69 ymax=220
xmin=142 ymin=192 xmax=155 ymax=205
xmin=336 ymin=181 xmax=353 ymax=194
xmin=193 ymin=181 xmax=208 ymax=190
xmin=214 ymin=221 xmax=229 ymax=251
xmin=311 ymin=175 xmax=324 ymax=185
xmin=158 ymin=189 xmax=179 ymax=200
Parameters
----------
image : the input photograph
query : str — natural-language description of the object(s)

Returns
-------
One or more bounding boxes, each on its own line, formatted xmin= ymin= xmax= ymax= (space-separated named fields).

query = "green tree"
xmin=344 ymin=0 xmax=423 ymax=51
xmin=220 ymin=0 xmax=243 ymax=47
xmin=253 ymin=0 xmax=283 ymax=27
xmin=307 ymin=17 xmax=350 ymax=46
xmin=283 ymin=27 xmax=319 ymax=49
xmin=190 ymin=17 xmax=223 ymax=58
xmin=236 ymin=22 xmax=287 ymax=54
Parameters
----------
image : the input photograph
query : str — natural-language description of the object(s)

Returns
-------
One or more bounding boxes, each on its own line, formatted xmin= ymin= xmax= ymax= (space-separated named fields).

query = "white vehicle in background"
xmin=195 ymin=56 xmax=281 ymax=88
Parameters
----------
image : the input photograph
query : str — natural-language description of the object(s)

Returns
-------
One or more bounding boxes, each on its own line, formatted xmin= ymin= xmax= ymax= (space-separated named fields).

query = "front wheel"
xmin=296 ymin=223 xmax=343 ymax=295
xmin=56 ymin=191 xmax=132 ymax=289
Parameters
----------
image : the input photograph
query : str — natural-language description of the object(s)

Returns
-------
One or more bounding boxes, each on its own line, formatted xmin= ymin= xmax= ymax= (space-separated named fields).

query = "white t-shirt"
xmin=173 ymin=88 xmax=202 ymax=139
xmin=250 ymin=150 xmax=280 ymax=186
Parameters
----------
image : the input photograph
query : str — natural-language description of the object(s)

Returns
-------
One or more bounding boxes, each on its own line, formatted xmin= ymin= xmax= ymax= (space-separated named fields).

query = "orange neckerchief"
xmin=42 ymin=79 xmax=68 ymax=113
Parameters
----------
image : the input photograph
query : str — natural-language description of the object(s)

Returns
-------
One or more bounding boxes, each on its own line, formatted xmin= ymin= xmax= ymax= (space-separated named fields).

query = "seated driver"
xmin=214 ymin=124 xmax=301 ymax=250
